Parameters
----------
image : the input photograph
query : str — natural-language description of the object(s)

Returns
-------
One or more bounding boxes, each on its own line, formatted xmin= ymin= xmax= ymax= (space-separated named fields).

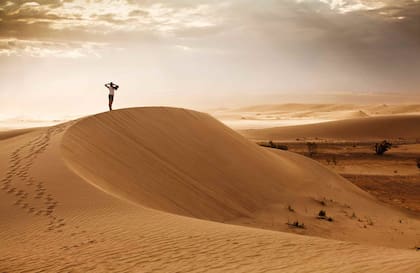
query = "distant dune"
xmin=234 ymin=103 xmax=420 ymax=115
xmin=1 ymin=107 xmax=419 ymax=272
xmin=212 ymin=103 xmax=420 ymax=130
xmin=241 ymin=115 xmax=420 ymax=141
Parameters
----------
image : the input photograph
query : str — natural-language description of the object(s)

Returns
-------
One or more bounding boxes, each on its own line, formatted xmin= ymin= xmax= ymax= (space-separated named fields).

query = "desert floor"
xmin=253 ymin=142 xmax=420 ymax=215
xmin=1 ymin=106 xmax=419 ymax=272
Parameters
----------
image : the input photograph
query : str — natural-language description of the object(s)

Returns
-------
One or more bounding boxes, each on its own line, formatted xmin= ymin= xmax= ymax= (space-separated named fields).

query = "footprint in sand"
xmin=2 ymin=123 xmax=101 ymax=250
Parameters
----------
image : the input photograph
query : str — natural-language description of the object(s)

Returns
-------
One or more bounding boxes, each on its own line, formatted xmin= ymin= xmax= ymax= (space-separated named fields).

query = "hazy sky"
xmin=1 ymin=0 xmax=420 ymax=118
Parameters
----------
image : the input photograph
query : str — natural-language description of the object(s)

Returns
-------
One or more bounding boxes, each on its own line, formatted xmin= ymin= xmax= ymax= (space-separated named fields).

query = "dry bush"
xmin=374 ymin=140 xmax=392 ymax=155
xmin=287 ymin=220 xmax=305 ymax=229
xmin=317 ymin=210 xmax=333 ymax=222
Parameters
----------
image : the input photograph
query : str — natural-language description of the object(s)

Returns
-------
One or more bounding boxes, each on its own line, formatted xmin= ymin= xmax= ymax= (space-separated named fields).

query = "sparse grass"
xmin=258 ymin=141 xmax=288 ymax=150
xmin=286 ymin=220 xmax=305 ymax=229
xmin=314 ymin=198 xmax=327 ymax=206
xmin=326 ymin=157 xmax=338 ymax=165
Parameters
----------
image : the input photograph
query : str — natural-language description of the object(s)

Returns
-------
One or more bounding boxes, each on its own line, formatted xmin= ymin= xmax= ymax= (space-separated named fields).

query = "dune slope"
xmin=62 ymin=108 xmax=376 ymax=221
xmin=62 ymin=108 xmax=419 ymax=248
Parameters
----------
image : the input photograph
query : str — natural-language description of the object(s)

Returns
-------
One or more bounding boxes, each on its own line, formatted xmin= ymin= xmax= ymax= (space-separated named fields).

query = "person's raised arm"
xmin=105 ymin=83 xmax=110 ymax=88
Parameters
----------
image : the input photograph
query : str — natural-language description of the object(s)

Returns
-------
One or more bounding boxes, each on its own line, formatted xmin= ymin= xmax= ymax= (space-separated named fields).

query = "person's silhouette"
xmin=104 ymin=82 xmax=119 ymax=111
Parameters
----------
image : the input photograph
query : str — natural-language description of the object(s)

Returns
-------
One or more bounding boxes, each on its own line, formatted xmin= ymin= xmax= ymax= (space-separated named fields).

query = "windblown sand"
xmin=1 ymin=107 xmax=419 ymax=272
xmin=213 ymin=103 xmax=420 ymax=130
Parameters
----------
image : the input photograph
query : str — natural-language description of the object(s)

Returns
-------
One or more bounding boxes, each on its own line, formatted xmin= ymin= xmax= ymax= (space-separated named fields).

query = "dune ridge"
xmin=1 ymin=107 xmax=419 ymax=272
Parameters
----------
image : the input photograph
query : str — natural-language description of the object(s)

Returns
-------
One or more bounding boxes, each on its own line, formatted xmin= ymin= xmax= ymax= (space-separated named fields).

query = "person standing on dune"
xmin=104 ymin=82 xmax=119 ymax=111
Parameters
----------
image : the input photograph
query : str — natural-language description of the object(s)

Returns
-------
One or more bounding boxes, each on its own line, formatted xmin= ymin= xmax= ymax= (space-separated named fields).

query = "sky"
xmin=1 ymin=0 xmax=420 ymax=119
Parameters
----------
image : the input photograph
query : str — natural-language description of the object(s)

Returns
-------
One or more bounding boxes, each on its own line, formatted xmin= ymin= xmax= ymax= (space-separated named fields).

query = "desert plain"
xmin=0 ymin=104 xmax=419 ymax=272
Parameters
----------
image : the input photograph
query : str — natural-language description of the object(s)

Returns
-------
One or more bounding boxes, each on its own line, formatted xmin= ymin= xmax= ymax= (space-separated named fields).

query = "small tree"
xmin=375 ymin=140 xmax=392 ymax=155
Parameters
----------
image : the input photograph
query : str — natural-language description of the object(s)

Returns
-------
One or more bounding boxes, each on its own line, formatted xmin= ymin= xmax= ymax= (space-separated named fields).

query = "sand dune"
xmin=234 ymin=103 xmax=420 ymax=115
xmin=62 ymin=107 xmax=376 ymax=221
xmin=212 ymin=103 xmax=420 ymax=130
xmin=241 ymin=115 xmax=420 ymax=141
xmin=0 ymin=128 xmax=37 ymax=140
xmin=1 ymin=107 xmax=419 ymax=272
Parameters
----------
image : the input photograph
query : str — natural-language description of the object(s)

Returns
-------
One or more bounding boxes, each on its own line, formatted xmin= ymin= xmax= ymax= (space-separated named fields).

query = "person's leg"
xmin=108 ymin=95 xmax=114 ymax=111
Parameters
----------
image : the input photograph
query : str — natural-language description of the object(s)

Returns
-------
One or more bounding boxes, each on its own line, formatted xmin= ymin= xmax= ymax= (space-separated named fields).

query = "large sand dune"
xmin=1 ymin=107 xmax=419 ymax=272
xmin=241 ymin=115 xmax=420 ymax=141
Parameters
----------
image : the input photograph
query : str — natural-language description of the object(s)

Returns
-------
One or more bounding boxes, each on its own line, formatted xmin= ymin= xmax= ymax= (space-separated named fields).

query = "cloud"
xmin=0 ymin=0 xmax=227 ymax=57
xmin=0 ymin=38 xmax=105 ymax=58
xmin=309 ymin=0 xmax=385 ymax=13
xmin=0 ymin=0 xmax=419 ymax=93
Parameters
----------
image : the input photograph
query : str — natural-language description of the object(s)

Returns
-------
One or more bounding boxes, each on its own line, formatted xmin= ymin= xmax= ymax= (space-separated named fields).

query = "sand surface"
xmin=213 ymin=103 xmax=420 ymax=129
xmin=1 ymin=107 xmax=419 ymax=272
xmin=240 ymin=115 xmax=420 ymax=141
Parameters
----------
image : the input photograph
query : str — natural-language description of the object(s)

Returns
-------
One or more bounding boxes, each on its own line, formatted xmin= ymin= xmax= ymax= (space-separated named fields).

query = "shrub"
xmin=287 ymin=205 xmax=295 ymax=212
xmin=306 ymin=142 xmax=317 ymax=157
xmin=287 ymin=220 xmax=305 ymax=229
xmin=416 ymin=158 xmax=420 ymax=169
xmin=375 ymin=140 xmax=392 ymax=155
xmin=317 ymin=210 xmax=333 ymax=222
